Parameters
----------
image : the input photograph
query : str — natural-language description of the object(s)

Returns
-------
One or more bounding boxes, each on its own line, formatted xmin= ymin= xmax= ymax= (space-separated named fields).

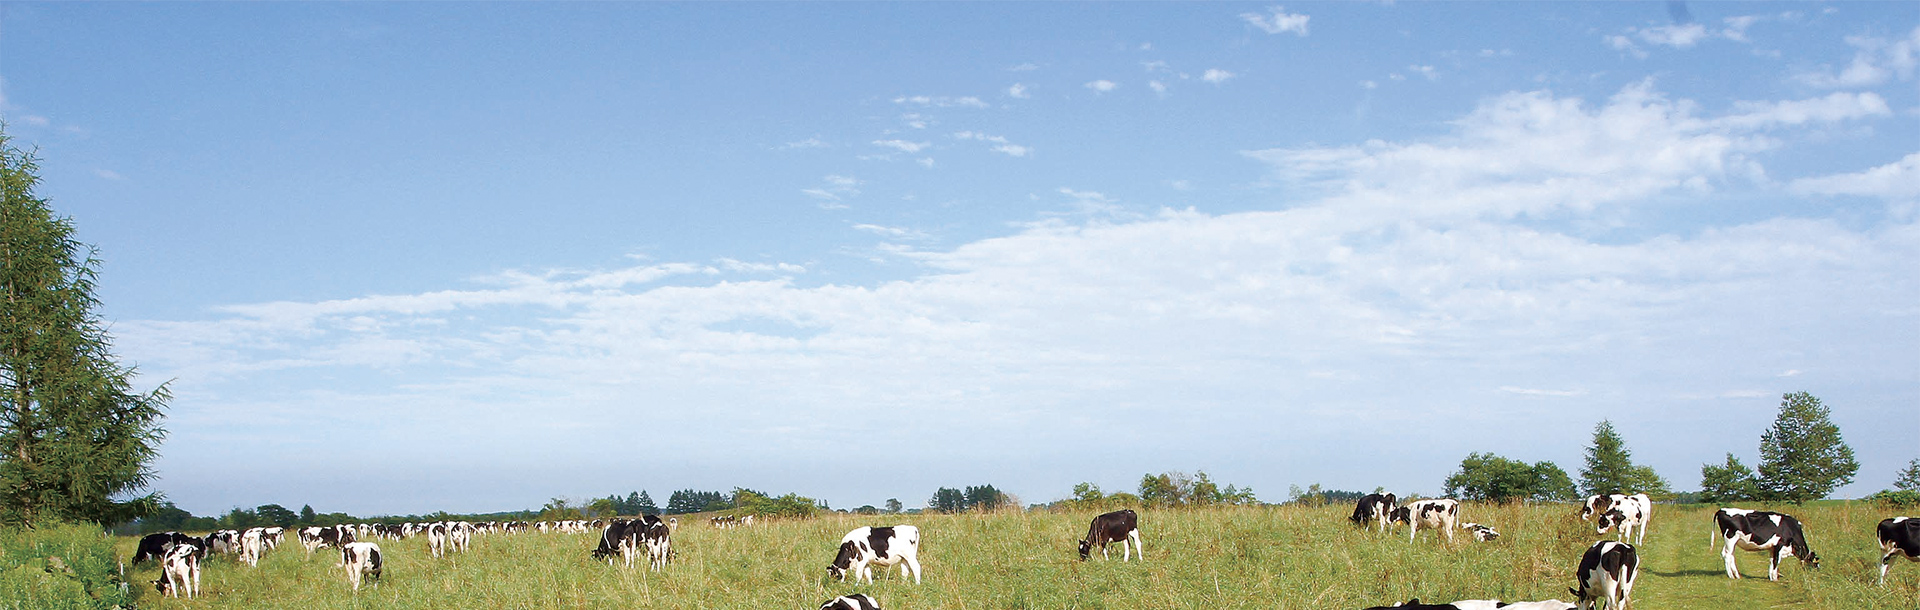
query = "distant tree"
xmin=586 ymin=497 xmax=617 ymax=518
xmin=636 ymin=491 xmax=658 ymax=516
xmin=255 ymin=504 xmax=298 ymax=528
xmin=884 ymin=498 xmax=903 ymax=514
xmin=1071 ymin=482 xmax=1105 ymax=504
xmin=1698 ymin=453 xmax=1762 ymax=503
xmin=1896 ymin=458 xmax=1920 ymax=492
xmin=928 ymin=487 xmax=966 ymax=513
xmin=0 ymin=132 xmax=170 ymax=525
xmin=963 ymin=485 xmax=1007 ymax=511
xmin=1757 ymin=392 xmax=1859 ymax=503
xmin=137 ymin=501 xmax=194 ymax=534
xmin=1444 ymin=453 xmax=1577 ymax=503
xmin=665 ymin=489 xmax=727 ymax=514
xmin=1138 ymin=472 xmax=1186 ymax=507
xmin=299 ymin=504 xmax=317 ymax=524
xmin=219 ymin=507 xmax=261 ymax=530
xmin=1580 ymin=420 xmax=1670 ymax=496
xmin=1287 ymin=484 xmax=1363 ymax=507
xmin=538 ymin=497 xmax=583 ymax=521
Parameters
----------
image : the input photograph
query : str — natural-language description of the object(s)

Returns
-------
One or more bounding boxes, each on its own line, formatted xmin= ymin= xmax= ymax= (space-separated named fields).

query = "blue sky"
xmin=3 ymin=2 xmax=1915 ymax=517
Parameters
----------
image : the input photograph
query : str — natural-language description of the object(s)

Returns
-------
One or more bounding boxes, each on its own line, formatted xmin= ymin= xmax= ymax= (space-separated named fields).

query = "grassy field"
xmin=118 ymin=503 xmax=1918 ymax=610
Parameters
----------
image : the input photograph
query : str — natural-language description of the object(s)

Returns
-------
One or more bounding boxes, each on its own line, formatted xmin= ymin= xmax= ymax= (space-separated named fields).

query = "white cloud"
xmin=892 ymin=95 xmax=990 ymax=109
xmin=873 ymin=139 xmax=930 ymax=154
xmin=1500 ymin=386 xmax=1584 ymax=397
xmin=1149 ymin=80 xmax=1168 ymax=95
xmin=93 ymin=169 xmax=124 ymax=181
xmin=853 ymin=224 xmax=930 ymax=241
xmin=917 ymin=157 xmax=935 ymax=168
xmin=1408 ymin=65 xmax=1437 ymax=81
xmin=778 ymin=137 xmax=829 ymax=150
xmin=1796 ymin=26 xmax=1920 ymax=89
xmin=1241 ymin=6 xmax=1310 ymax=36
xmin=803 ymin=174 xmax=863 ymax=208
xmin=1789 ymin=152 xmax=1920 ymax=201
xmin=1639 ymin=23 xmax=1711 ymax=48
xmin=1007 ymin=83 xmax=1030 ymax=99
xmin=1085 ymin=80 xmax=1118 ymax=93
xmin=1202 ymin=69 xmax=1236 ymax=84
xmin=1009 ymin=63 xmax=1040 ymax=72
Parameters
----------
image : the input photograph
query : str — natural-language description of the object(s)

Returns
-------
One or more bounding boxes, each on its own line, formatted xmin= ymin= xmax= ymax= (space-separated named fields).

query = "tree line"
xmin=1439 ymin=391 xmax=1909 ymax=506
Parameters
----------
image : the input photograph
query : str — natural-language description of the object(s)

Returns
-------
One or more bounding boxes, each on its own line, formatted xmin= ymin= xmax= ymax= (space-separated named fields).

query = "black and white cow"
xmin=828 ymin=525 xmax=922 ymax=584
xmin=299 ymin=525 xmax=356 ymax=555
xmin=1460 ymin=522 xmax=1501 ymax=542
xmin=342 ymin=542 xmax=382 ymax=591
xmin=1715 ymin=508 xmax=1819 ymax=580
xmin=239 ymin=527 xmax=268 ymax=567
xmin=1877 ymin=516 xmax=1919 ymax=584
xmin=1589 ymin=494 xmax=1651 ymax=546
xmin=425 ymin=522 xmax=449 ymax=558
xmin=1350 ymin=493 xmax=1398 ymax=533
xmin=204 ymin=529 xmax=240 ymax=555
xmin=820 ymin=594 xmax=883 ymax=610
xmin=593 ymin=516 xmax=672 ymax=570
xmin=132 ymin=532 xmax=205 ymax=566
xmin=1569 ymin=540 xmax=1637 ymax=610
xmin=152 ymin=543 xmax=202 ymax=599
xmin=1077 ymin=509 xmax=1142 ymax=561
xmin=1392 ymin=499 xmax=1461 ymax=543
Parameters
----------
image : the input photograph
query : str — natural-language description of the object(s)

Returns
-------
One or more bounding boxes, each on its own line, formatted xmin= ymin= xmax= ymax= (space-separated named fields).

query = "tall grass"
xmin=119 ymin=502 xmax=1918 ymax=609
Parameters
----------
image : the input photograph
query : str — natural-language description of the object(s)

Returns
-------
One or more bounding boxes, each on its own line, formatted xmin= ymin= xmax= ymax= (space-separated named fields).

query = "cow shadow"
xmin=1642 ymin=568 xmax=1726 ymax=578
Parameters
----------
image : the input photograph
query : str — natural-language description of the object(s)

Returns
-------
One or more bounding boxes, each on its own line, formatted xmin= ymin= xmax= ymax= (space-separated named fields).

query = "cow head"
xmin=1594 ymin=509 xmax=1623 ymax=534
xmin=1077 ymin=538 xmax=1093 ymax=561
xmin=827 ymin=541 xmax=859 ymax=580
xmin=153 ymin=577 xmax=172 ymax=595
xmin=1389 ymin=506 xmax=1411 ymax=524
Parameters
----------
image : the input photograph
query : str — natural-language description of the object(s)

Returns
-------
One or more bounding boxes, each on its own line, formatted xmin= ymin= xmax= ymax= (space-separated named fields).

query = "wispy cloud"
xmin=778 ymin=137 xmax=829 ymax=150
xmin=1202 ymin=69 xmax=1236 ymax=84
xmin=802 ymin=174 xmax=863 ymax=208
xmin=1500 ymin=386 xmax=1584 ymax=397
xmin=873 ymin=139 xmax=931 ymax=154
xmin=1085 ymin=80 xmax=1118 ymax=94
xmin=1795 ymin=26 xmax=1920 ymax=89
xmin=1006 ymin=83 xmax=1030 ymax=99
xmin=1241 ymin=6 xmax=1310 ymax=36
xmin=93 ymin=168 xmax=125 ymax=181
xmin=892 ymin=95 xmax=990 ymax=109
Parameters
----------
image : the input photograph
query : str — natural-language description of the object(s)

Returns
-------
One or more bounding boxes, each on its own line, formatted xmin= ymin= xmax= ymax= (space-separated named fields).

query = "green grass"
xmin=117 ymin=503 xmax=1919 ymax=609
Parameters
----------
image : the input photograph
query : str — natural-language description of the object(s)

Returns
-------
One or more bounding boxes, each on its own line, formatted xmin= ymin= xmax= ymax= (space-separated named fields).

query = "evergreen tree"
xmin=0 ymin=131 xmax=169 ymax=525
xmin=636 ymin=490 xmax=658 ymax=516
xmin=1581 ymin=420 xmax=1636 ymax=495
xmin=884 ymin=498 xmax=902 ymax=514
xmin=299 ymin=504 xmax=317 ymax=524
xmin=928 ymin=487 xmax=965 ymax=513
xmin=1757 ymin=391 xmax=1859 ymax=503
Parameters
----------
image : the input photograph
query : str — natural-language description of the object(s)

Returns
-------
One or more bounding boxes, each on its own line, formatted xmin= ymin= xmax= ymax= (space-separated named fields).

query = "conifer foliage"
xmin=0 ymin=132 xmax=169 ymax=525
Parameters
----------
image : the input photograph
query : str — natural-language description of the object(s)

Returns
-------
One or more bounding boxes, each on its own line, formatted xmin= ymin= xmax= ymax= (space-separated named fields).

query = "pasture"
xmin=120 ymin=503 xmax=1918 ymax=609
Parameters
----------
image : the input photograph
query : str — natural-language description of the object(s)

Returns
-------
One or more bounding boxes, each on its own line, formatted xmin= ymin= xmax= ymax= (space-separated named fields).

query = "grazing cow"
xmin=640 ymin=516 xmax=673 ymax=570
xmin=239 ymin=528 xmax=267 ymax=567
xmin=342 ymin=542 xmax=383 ymax=591
xmin=1078 ymin=509 xmax=1143 ymax=561
xmin=821 ymin=594 xmax=882 ymax=610
xmin=152 ymin=543 xmax=201 ymax=599
xmin=204 ymin=529 xmax=240 ymax=555
xmin=1591 ymin=494 xmax=1652 ymax=546
xmin=1392 ymin=499 xmax=1461 ymax=543
xmin=592 ymin=516 xmax=672 ymax=571
xmin=828 ymin=525 xmax=922 ymax=584
xmin=1350 ymin=493 xmax=1398 ymax=533
xmin=1878 ymin=517 xmax=1919 ymax=584
xmin=448 ymin=521 xmax=474 ymax=553
xmin=299 ymin=525 xmax=356 ymax=555
xmin=262 ymin=526 xmax=285 ymax=550
xmin=132 ymin=532 xmax=204 ymax=566
xmin=1715 ymin=508 xmax=1820 ymax=580
xmin=1569 ymin=540 xmax=1637 ymax=610
xmin=1460 ymin=522 xmax=1501 ymax=542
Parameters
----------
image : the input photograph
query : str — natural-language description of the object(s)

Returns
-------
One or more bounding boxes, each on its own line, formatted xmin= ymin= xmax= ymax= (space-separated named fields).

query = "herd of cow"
xmin=1348 ymin=492 xmax=1920 ymax=610
xmin=121 ymin=500 xmax=1919 ymax=609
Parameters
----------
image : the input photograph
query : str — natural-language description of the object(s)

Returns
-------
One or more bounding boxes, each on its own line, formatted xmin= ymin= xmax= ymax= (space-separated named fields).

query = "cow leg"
xmin=1722 ymin=538 xmax=1740 ymax=579
xmin=905 ymin=555 xmax=922 ymax=584
xmin=1767 ymin=548 xmax=1781 ymax=581
xmin=1883 ymin=550 xmax=1893 ymax=584
xmin=1131 ymin=529 xmax=1144 ymax=561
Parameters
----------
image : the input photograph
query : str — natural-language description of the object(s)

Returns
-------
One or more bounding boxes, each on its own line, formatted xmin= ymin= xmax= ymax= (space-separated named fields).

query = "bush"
xmin=0 ymin=522 xmax=133 ymax=610
xmin=1867 ymin=489 xmax=1920 ymax=509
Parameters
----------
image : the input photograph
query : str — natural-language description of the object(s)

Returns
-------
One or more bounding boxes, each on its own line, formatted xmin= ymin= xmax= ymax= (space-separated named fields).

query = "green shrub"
xmin=1868 ymin=489 xmax=1920 ymax=508
xmin=0 ymin=523 xmax=132 ymax=610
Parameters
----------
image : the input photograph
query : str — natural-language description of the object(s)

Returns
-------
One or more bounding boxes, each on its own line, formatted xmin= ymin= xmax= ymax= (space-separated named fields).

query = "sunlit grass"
xmin=117 ymin=503 xmax=1919 ymax=609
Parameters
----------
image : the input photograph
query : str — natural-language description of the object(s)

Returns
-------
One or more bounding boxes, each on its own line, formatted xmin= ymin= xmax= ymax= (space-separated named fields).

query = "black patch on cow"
xmin=1572 ymin=542 xmax=1637 ymax=603
xmin=1360 ymin=598 xmax=1460 ymax=610
xmin=1349 ymin=493 xmax=1395 ymax=526
xmin=866 ymin=526 xmax=895 ymax=560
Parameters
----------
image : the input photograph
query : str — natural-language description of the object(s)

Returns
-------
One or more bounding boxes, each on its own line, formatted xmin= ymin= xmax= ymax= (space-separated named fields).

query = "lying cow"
xmin=342 ymin=542 xmax=382 ymax=591
xmin=132 ymin=532 xmax=205 ymax=566
xmin=1393 ymin=499 xmax=1461 ymax=543
xmin=1591 ymin=494 xmax=1652 ymax=546
xmin=1569 ymin=540 xmax=1637 ymax=610
xmin=1078 ymin=509 xmax=1142 ymax=561
xmin=1460 ymin=522 xmax=1500 ymax=542
xmin=152 ymin=543 xmax=201 ymax=599
xmin=828 ymin=525 xmax=922 ymax=584
xmin=1350 ymin=493 xmax=1398 ymax=533
xmin=1878 ymin=516 xmax=1919 ymax=584
xmin=1715 ymin=508 xmax=1819 ymax=580
xmin=820 ymin=593 xmax=882 ymax=610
